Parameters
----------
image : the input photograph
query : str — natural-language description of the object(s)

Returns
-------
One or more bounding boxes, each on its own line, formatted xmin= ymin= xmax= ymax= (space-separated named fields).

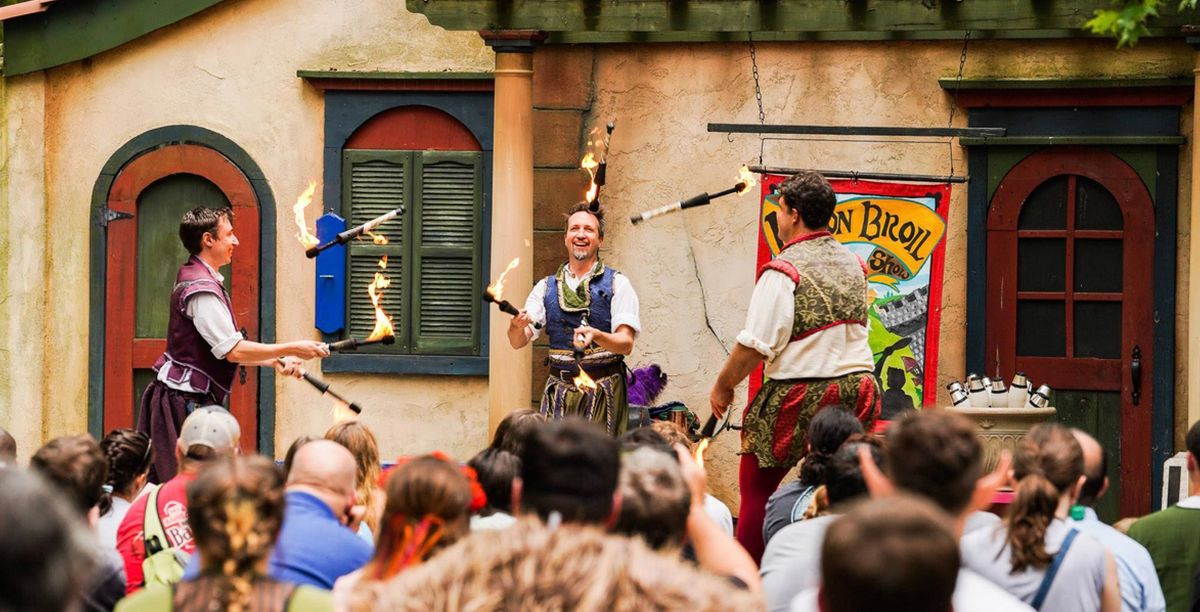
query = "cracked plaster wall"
xmin=3 ymin=0 xmax=494 ymax=462
xmin=581 ymin=38 xmax=1193 ymax=510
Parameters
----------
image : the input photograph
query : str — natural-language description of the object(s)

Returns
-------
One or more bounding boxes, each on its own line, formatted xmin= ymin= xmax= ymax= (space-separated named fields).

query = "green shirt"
xmin=1128 ymin=503 xmax=1200 ymax=612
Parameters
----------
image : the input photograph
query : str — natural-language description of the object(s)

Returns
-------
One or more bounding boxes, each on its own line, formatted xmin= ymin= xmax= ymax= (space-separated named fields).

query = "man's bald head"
xmin=1071 ymin=429 xmax=1108 ymax=507
xmin=286 ymin=439 xmax=358 ymax=499
xmin=0 ymin=427 xmax=15 ymax=466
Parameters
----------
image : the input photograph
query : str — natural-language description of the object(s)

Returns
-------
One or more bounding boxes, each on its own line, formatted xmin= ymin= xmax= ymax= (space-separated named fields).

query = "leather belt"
xmin=549 ymin=361 xmax=624 ymax=382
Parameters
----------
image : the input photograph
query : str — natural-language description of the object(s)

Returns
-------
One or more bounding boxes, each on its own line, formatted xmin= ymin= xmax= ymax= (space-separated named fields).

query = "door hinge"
xmin=97 ymin=207 xmax=134 ymax=227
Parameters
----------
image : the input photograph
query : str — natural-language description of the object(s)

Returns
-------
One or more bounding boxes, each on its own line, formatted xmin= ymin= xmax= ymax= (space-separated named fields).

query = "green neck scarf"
xmin=557 ymin=259 xmax=605 ymax=311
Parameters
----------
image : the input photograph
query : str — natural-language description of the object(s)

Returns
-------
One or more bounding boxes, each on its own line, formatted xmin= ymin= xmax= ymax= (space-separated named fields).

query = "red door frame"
xmin=104 ymin=144 xmax=260 ymax=452
xmin=986 ymin=147 xmax=1154 ymax=515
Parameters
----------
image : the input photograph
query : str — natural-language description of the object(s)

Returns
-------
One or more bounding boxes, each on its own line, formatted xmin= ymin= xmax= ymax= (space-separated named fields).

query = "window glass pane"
xmin=1074 ymin=240 xmax=1123 ymax=293
xmin=1075 ymin=177 xmax=1124 ymax=230
xmin=1075 ymin=301 xmax=1122 ymax=359
xmin=1018 ymin=175 xmax=1068 ymax=229
xmin=1018 ymin=239 xmax=1065 ymax=292
xmin=1017 ymin=301 xmax=1066 ymax=357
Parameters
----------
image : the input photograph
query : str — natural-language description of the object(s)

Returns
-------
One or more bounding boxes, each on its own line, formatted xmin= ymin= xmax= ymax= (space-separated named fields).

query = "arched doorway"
xmin=986 ymin=147 xmax=1155 ymax=517
xmin=102 ymin=143 xmax=260 ymax=453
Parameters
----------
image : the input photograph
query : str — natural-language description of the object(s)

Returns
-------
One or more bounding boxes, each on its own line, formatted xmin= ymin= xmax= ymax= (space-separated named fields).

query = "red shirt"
xmin=115 ymin=471 xmax=198 ymax=594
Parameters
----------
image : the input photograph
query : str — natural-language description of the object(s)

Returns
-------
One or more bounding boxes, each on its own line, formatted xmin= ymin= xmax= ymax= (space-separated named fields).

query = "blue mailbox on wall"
xmin=314 ymin=213 xmax=346 ymax=334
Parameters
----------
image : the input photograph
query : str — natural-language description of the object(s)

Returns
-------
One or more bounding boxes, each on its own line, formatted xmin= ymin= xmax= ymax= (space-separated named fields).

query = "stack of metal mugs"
xmin=947 ymin=372 xmax=1052 ymax=409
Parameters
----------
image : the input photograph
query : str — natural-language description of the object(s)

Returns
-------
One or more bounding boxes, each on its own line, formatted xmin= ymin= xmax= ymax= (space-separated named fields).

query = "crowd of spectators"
xmin=4 ymin=405 xmax=1200 ymax=612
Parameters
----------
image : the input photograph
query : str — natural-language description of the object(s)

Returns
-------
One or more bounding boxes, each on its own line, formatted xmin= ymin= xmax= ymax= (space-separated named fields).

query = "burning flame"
xmin=363 ymin=229 xmax=388 ymax=245
xmin=735 ymin=165 xmax=758 ymax=195
xmin=292 ymin=181 xmax=321 ymax=249
xmin=331 ymin=400 xmax=357 ymax=424
xmin=693 ymin=437 xmax=711 ymax=470
xmin=581 ymin=152 xmax=599 ymax=203
xmin=364 ymin=256 xmax=395 ymax=342
xmin=486 ymin=257 xmax=521 ymax=302
xmin=573 ymin=367 xmax=598 ymax=392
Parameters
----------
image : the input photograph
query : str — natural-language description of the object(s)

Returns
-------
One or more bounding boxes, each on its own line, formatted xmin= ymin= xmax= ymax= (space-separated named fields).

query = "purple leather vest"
xmin=152 ymin=256 xmax=241 ymax=404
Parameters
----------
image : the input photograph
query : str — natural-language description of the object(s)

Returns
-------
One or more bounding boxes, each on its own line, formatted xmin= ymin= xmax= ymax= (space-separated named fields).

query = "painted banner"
xmin=753 ymin=175 xmax=950 ymax=414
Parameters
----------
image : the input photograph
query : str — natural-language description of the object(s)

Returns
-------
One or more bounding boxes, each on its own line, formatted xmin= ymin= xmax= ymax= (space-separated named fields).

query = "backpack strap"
xmin=142 ymin=484 xmax=168 ymax=557
xmin=1030 ymin=528 xmax=1080 ymax=610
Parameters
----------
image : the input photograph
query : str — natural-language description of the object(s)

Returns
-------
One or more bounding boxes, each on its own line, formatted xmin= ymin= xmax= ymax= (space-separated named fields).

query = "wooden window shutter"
xmin=342 ymin=150 xmax=413 ymax=352
xmin=411 ymin=151 xmax=484 ymax=355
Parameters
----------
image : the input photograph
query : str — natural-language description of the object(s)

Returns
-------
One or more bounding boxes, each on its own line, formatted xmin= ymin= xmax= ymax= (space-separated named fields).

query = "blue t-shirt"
xmin=181 ymin=491 xmax=373 ymax=589
xmin=269 ymin=491 xmax=374 ymax=589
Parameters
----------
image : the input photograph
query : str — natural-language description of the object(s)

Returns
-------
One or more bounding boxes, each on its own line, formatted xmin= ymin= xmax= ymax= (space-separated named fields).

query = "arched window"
xmin=342 ymin=106 xmax=485 ymax=356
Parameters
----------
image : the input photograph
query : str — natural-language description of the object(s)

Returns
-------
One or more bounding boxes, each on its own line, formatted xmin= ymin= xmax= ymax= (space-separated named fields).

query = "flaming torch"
xmin=292 ymin=181 xmax=321 ymax=249
xmin=573 ymin=367 xmax=598 ymax=392
xmin=630 ymin=165 xmax=759 ymax=225
xmin=581 ymin=121 xmax=615 ymax=208
xmin=326 ymin=256 xmax=397 ymax=352
xmin=693 ymin=437 xmax=711 ymax=470
xmin=304 ymin=205 xmax=404 ymax=258
xmin=482 ymin=257 xmax=543 ymax=329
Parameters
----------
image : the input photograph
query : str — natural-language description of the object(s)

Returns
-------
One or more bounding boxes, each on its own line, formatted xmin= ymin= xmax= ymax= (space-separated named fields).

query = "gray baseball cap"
xmin=179 ymin=405 xmax=240 ymax=452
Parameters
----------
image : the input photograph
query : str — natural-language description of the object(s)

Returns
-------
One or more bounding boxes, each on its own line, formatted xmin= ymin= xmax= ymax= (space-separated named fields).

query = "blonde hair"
xmin=186 ymin=455 xmax=285 ymax=612
xmin=325 ymin=421 xmax=384 ymax=534
xmin=359 ymin=519 xmax=763 ymax=612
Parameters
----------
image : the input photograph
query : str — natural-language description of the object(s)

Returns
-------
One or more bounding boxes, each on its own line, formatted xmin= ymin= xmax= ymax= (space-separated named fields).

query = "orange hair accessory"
xmin=379 ymin=452 xmax=488 ymax=512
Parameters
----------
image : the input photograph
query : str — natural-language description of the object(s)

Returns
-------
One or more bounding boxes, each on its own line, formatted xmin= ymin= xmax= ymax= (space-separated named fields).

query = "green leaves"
xmin=1084 ymin=0 xmax=1196 ymax=47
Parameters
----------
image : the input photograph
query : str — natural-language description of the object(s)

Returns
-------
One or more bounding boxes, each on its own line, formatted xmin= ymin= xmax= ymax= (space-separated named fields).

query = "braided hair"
xmin=98 ymin=429 xmax=151 ymax=515
xmin=186 ymin=455 xmax=285 ymax=612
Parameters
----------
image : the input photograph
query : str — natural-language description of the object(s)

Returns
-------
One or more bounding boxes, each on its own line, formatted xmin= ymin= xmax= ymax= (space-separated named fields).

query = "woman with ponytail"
xmin=762 ymin=406 xmax=864 ymax=545
xmin=334 ymin=453 xmax=480 ymax=611
xmin=116 ymin=455 xmax=332 ymax=612
xmin=97 ymin=429 xmax=153 ymax=551
xmin=961 ymin=423 xmax=1119 ymax=611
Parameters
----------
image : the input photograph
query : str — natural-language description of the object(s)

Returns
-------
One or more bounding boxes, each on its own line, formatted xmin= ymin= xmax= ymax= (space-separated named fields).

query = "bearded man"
xmin=507 ymin=203 xmax=640 ymax=435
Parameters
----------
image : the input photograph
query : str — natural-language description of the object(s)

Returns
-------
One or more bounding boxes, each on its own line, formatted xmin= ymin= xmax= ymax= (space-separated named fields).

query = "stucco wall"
xmin=580 ymin=38 xmax=1193 ymax=508
xmin=0 ymin=0 xmax=494 ymax=462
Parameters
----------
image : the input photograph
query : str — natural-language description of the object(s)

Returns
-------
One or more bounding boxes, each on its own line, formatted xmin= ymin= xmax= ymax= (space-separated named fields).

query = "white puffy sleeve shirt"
xmin=736 ymin=269 xmax=874 ymax=380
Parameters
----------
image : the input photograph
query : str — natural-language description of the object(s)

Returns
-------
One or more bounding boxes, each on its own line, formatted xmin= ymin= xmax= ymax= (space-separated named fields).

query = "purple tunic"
xmin=137 ymin=256 xmax=241 ymax=482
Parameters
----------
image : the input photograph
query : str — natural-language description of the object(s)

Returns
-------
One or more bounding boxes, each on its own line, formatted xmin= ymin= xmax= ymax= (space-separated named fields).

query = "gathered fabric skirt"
xmin=539 ymin=371 xmax=629 ymax=437
xmin=740 ymin=371 xmax=881 ymax=469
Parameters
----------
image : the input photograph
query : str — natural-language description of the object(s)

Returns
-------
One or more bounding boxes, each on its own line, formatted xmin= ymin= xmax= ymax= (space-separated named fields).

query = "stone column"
xmin=1189 ymin=49 xmax=1200 ymax=430
xmin=483 ymin=31 xmax=543 ymax=434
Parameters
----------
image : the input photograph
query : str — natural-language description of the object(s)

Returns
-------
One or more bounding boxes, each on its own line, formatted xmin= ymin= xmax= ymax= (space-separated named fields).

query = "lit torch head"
xmin=292 ymin=181 xmax=321 ymax=249
xmin=486 ymin=257 xmax=521 ymax=302
xmin=573 ymin=368 xmax=598 ymax=392
xmin=331 ymin=399 xmax=358 ymax=424
xmin=363 ymin=229 xmax=388 ymax=245
xmin=693 ymin=437 xmax=711 ymax=470
xmin=735 ymin=165 xmax=758 ymax=195
xmin=581 ymin=152 xmax=600 ymax=204
xmin=364 ymin=255 xmax=395 ymax=342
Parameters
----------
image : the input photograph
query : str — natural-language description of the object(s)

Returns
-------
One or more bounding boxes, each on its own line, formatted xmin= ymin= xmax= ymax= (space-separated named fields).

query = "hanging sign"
xmin=752 ymin=175 xmax=951 ymax=416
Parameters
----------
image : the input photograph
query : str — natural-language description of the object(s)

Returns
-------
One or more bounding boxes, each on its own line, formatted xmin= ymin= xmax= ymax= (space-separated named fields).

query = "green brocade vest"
xmin=757 ymin=231 xmax=869 ymax=341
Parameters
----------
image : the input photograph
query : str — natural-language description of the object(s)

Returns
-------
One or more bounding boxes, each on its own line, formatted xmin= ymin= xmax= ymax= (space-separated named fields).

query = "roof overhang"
xmin=407 ymin=0 xmax=1197 ymax=44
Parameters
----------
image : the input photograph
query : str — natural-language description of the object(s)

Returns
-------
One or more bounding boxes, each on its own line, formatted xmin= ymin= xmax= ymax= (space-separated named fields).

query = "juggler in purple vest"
xmin=153 ymin=255 xmax=241 ymax=404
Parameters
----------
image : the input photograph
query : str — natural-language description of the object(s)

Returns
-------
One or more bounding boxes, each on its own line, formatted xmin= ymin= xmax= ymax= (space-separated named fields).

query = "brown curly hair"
xmin=186 ymin=455 xmax=286 ymax=612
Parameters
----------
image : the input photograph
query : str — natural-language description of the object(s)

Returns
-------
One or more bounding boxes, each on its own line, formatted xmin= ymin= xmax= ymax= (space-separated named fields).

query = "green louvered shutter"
xmin=412 ymin=151 xmax=484 ymax=355
xmin=342 ymin=150 xmax=413 ymax=352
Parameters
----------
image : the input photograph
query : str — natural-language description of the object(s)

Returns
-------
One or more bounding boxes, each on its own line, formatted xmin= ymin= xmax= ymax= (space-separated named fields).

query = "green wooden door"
xmin=987 ymin=148 xmax=1156 ymax=519
xmin=105 ymin=143 xmax=262 ymax=450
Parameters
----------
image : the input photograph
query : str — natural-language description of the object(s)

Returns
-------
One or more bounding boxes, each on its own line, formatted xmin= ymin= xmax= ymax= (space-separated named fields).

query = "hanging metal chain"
xmin=749 ymin=31 xmax=766 ymax=163
xmin=946 ymin=29 xmax=971 ymax=179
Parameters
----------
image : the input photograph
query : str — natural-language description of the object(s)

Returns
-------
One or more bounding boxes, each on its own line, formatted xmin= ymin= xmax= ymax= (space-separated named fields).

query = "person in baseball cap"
xmin=115 ymin=406 xmax=240 ymax=593
xmin=177 ymin=405 xmax=241 ymax=460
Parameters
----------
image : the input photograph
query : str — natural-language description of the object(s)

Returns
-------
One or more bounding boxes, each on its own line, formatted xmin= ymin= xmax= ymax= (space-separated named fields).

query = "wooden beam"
xmin=407 ymin=0 xmax=1194 ymax=40
xmin=711 ymin=123 xmax=1006 ymax=138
